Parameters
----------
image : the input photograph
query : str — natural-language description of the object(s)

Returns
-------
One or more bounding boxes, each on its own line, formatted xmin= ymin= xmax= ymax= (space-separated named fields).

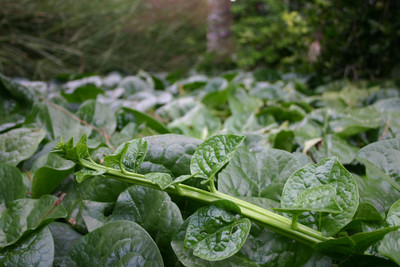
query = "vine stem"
xmin=79 ymin=159 xmax=332 ymax=246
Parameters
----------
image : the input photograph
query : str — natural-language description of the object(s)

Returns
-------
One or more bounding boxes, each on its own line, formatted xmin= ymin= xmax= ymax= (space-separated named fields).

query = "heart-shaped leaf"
xmin=184 ymin=205 xmax=251 ymax=261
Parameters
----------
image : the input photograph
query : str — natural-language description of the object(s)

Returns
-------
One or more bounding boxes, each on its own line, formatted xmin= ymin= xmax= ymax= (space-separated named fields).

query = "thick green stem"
xmin=79 ymin=159 xmax=331 ymax=246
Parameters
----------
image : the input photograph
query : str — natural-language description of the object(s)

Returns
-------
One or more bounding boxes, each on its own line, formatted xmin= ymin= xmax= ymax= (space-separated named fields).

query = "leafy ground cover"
xmin=0 ymin=71 xmax=399 ymax=266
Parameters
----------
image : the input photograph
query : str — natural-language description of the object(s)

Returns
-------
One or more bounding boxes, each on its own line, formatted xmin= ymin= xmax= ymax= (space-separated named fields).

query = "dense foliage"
xmin=232 ymin=0 xmax=400 ymax=81
xmin=0 ymin=70 xmax=400 ymax=266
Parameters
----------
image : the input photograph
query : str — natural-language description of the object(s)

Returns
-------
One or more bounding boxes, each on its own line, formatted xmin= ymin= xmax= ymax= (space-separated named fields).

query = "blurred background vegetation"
xmin=0 ymin=0 xmax=399 ymax=83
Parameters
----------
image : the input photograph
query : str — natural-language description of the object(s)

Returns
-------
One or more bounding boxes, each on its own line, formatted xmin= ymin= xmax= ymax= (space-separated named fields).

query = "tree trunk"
xmin=207 ymin=0 xmax=233 ymax=58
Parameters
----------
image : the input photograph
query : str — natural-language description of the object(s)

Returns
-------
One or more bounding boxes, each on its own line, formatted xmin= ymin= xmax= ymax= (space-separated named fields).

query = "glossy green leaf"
xmin=184 ymin=205 xmax=251 ymax=261
xmin=119 ymin=107 xmax=170 ymax=134
xmin=0 ymin=73 xmax=36 ymax=104
xmin=62 ymin=221 xmax=163 ymax=266
xmin=0 ymin=226 xmax=54 ymax=267
xmin=219 ymin=146 xmax=301 ymax=205
xmin=62 ymin=84 xmax=104 ymax=103
xmin=315 ymin=226 xmax=400 ymax=258
xmin=190 ymin=134 xmax=245 ymax=181
xmin=281 ymin=157 xmax=359 ymax=236
xmin=75 ymin=168 xmax=106 ymax=183
xmin=138 ymin=134 xmax=201 ymax=178
xmin=156 ymin=97 xmax=197 ymax=122
xmin=31 ymin=153 xmax=75 ymax=198
xmin=259 ymin=103 xmax=306 ymax=122
xmin=53 ymin=134 xmax=91 ymax=163
xmin=228 ymin=86 xmax=263 ymax=115
xmin=379 ymin=199 xmax=400 ymax=265
xmin=310 ymin=134 xmax=358 ymax=164
xmin=107 ymin=138 xmax=148 ymax=172
xmin=353 ymin=203 xmax=384 ymax=222
xmin=374 ymin=98 xmax=400 ymax=139
xmin=386 ymin=199 xmax=400 ymax=227
xmin=25 ymin=102 xmax=92 ymax=141
xmin=223 ymin=112 xmax=264 ymax=134
xmin=356 ymin=138 xmax=400 ymax=187
xmin=57 ymin=176 xmax=128 ymax=233
xmin=111 ymin=186 xmax=183 ymax=263
xmin=330 ymin=106 xmax=382 ymax=137
xmin=168 ymin=104 xmax=221 ymax=139
xmin=48 ymin=222 xmax=83 ymax=266
xmin=76 ymin=100 xmax=116 ymax=135
xmin=0 ymin=128 xmax=46 ymax=166
xmin=378 ymin=230 xmax=400 ymax=266
xmin=145 ymin=172 xmax=173 ymax=189
xmin=81 ymin=200 xmax=114 ymax=232
xmin=172 ymin=221 xmax=331 ymax=266
xmin=353 ymin=173 xmax=400 ymax=216
xmin=0 ymin=163 xmax=26 ymax=211
xmin=271 ymin=129 xmax=295 ymax=152
xmin=0 ymin=195 xmax=67 ymax=248
xmin=276 ymin=185 xmax=342 ymax=214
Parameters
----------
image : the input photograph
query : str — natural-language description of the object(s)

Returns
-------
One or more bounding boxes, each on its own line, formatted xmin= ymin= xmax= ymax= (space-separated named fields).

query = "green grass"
xmin=0 ymin=0 xmax=207 ymax=79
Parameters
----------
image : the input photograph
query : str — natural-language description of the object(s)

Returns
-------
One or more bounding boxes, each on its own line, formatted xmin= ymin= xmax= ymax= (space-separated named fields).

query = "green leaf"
xmin=168 ymin=104 xmax=221 ymax=139
xmin=281 ymin=157 xmax=359 ymax=236
xmin=109 ymin=138 xmax=148 ymax=172
xmin=271 ymin=129 xmax=295 ymax=152
xmin=156 ymin=97 xmax=197 ymax=121
xmin=25 ymin=102 xmax=91 ymax=141
xmin=31 ymin=153 xmax=75 ymax=198
xmin=62 ymin=221 xmax=163 ymax=266
xmin=0 ymin=226 xmax=54 ymax=267
xmin=138 ymin=134 xmax=201 ymax=178
xmin=0 ymin=73 xmax=36 ymax=104
xmin=0 ymin=128 xmax=46 ymax=166
xmin=172 ymin=221 xmax=331 ymax=266
xmin=338 ymin=255 xmax=399 ymax=267
xmin=276 ymin=185 xmax=342 ymax=214
xmin=379 ymin=199 xmax=400 ymax=265
xmin=223 ymin=112 xmax=265 ymax=134
xmin=184 ymin=205 xmax=251 ymax=261
xmin=75 ymin=168 xmax=106 ymax=183
xmin=353 ymin=203 xmax=384 ymax=222
xmin=57 ymin=176 xmax=128 ymax=233
xmin=111 ymin=186 xmax=183 ymax=264
xmin=219 ymin=146 xmax=301 ymax=205
xmin=145 ymin=172 xmax=173 ymax=189
xmin=81 ymin=200 xmax=114 ymax=232
xmin=228 ymin=86 xmax=263 ymax=115
xmin=119 ymin=107 xmax=170 ymax=134
xmin=119 ymin=75 xmax=151 ymax=94
xmin=310 ymin=134 xmax=358 ymax=164
xmin=353 ymin=173 xmax=400 ymax=216
xmin=259 ymin=103 xmax=306 ymax=122
xmin=378 ymin=230 xmax=400 ymax=265
xmin=76 ymin=100 xmax=116 ymax=135
xmin=0 ymin=194 xmax=67 ymax=248
xmin=374 ymin=98 xmax=400 ymax=139
xmin=190 ymin=134 xmax=245 ymax=182
xmin=315 ymin=226 xmax=400 ymax=258
xmin=0 ymin=163 xmax=26 ymax=211
xmin=356 ymin=138 xmax=400 ymax=188
xmin=48 ymin=222 xmax=83 ymax=266
xmin=62 ymin=84 xmax=104 ymax=103
xmin=329 ymin=106 xmax=382 ymax=137
xmin=386 ymin=199 xmax=400 ymax=227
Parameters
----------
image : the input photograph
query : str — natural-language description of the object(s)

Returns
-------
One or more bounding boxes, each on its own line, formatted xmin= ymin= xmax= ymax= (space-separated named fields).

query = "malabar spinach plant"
xmin=1 ymin=71 xmax=400 ymax=266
